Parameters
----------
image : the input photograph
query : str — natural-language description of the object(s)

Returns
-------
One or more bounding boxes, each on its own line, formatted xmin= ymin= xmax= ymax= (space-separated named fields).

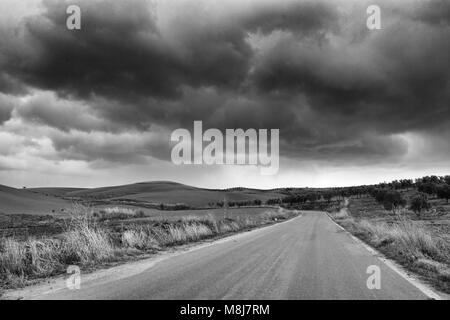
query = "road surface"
xmin=27 ymin=211 xmax=434 ymax=299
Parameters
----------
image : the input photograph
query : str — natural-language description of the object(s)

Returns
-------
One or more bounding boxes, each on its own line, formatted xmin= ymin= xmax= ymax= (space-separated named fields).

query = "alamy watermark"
xmin=65 ymin=4 xmax=382 ymax=31
xmin=66 ymin=5 xmax=81 ymax=30
xmin=171 ymin=121 xmax=279 ymax=175
xmin=366 ymin=265 xmax=381 ymax=290
xmin=367 ymin=5 xmax=382 ymax=30
xmin=66 ymin=265 xmax=81 ymax=290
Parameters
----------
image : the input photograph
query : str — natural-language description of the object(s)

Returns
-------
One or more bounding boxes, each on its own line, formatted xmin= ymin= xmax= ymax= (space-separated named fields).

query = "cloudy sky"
xmin=0 ymin=0 xmax=449 ymax=189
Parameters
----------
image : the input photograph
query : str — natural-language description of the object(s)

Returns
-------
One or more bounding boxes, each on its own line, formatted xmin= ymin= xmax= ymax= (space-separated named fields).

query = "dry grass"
xmin=121 ymin=227 xmax=160 ymax=250
xmin=95 ymin=206 xmax=146 ymax=221
xmin=330 ymin=209 xmax=450 ymax=293
xmin=0 ymin=206 xmax=298 ymax=289
xmin=0 ymin=214 xmax=114 ymax=285
xmin=348 ymin=218 xmax=449 ymax=263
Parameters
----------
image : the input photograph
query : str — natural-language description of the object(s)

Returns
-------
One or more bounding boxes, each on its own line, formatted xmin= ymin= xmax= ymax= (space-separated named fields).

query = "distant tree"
xmin=306 ymin=193 xmax=318 ymax=202
xmin=400 ymin=179 xmax=414 ymax=190
xmin=339 ymin=189 xmax=349 ymax=200
xmin=421 ymin=175 xmax=440 ymax=184
xmin=323 ymin=192 xmax=333 ymax=203
xmin=436 ymin=184 xmax=450 ymax=204
xmin=444 ymin=176 xmax=450 ymax=185
xmin=390 ymin=180 xmax=402 ymax=190
xmin=266 ymin=198 xmax=281 ymax=205
xmin=409 ymin=193 xmax=431 ymax=217
xmin=253 ymin=199 xmax=262 ymax=206
xmin=417 ymin=182 xmax=437 ymax=196
xmin=382 ymin=190 xmax=406 ymax=214
xmin=370 ymin=188 xmax=388 ymax=203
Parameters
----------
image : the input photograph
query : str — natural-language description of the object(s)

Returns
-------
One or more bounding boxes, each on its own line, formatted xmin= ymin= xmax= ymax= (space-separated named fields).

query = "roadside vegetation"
xmin=0 ymin=206 xmax=298 ymax=290
xmin=329 ymin=195 xmax=450 ymax=294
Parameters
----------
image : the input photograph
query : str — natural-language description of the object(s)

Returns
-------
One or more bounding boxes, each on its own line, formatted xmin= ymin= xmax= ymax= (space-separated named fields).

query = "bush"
xmin=382 ymin=190 xmax=406 ymax=214
xmin=436 ymin=184 xmax=450 ymax=204
xmin=409 ymin=193 xmax=431 ymax=216
xmin=417 ymin=182 xmax=437 ymax=196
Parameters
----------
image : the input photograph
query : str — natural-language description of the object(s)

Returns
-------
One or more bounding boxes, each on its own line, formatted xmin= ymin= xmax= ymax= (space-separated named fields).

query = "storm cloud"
xmin=0 ymin=0 xmax=449 ymax=187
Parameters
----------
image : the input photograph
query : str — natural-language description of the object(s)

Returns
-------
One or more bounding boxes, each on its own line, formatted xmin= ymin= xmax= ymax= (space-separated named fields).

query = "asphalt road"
xmin=32 ymin=211 xmax=431 ymax=299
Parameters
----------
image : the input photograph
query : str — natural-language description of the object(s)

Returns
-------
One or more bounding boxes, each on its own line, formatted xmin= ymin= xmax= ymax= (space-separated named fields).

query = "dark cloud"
xmin=0 ymin=94 xmax=15 ymax=124
xmin=245 ymin=0 xmax=340 ymax=37
xmin=3 ymin=0 xmax=253 ymax=101
xmin=0 ymin=0 xmax=449 ymax=169
xmin=413 ymin=0 xmax=450 ymax=26
xmin=0 ymin=73 xmax=28 ymax=95
xmin=249 ymin=1 xmax=450 ymax=145
xmin=49 ymin=129 xmax=171 ymax=163
xmin=15 ymin=92 xmax=111 ymax=132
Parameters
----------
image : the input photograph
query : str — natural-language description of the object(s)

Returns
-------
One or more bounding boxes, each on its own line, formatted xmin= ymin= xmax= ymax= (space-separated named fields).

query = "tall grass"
xmin=346 ymin=218 xmax=450 ymax=263
xmin=96 ymin=206 xmax=146 ymax=221
xmin=0 ymin=206 xmax=298 ymax=288
xmin=331 ymin=212 xmax=450 ymax=292
xmin=121 ymin=227 xmax=160 ymax=250
xmin=0 ymin=213 xmax=114 ymax=285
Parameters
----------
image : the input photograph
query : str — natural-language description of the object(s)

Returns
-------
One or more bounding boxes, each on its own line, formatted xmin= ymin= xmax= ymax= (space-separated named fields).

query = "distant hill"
xmin=29 ymin=187 xmax=87 ymax=197
xmin=0 ymin=181 xmax=287 ymax=214
xmin=0 ymin=185 xmax=72 ymax=215
xmin=65 ymin=181 xmax=286 ymax=207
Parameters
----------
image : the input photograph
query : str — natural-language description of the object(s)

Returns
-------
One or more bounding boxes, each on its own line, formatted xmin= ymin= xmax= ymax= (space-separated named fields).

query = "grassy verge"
xmin=0 ymin=207 xmax=299 ymax=290
xmin=329 ymin=207 xmax=450 ymax=294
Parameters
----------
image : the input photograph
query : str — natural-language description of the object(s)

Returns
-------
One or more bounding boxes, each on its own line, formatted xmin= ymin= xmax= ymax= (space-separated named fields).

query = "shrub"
xmin=382 ymin=190 xmax=406 ymax=214
xmin=60 ymin=219 xmax=114 ymax=265
xmin=409 ymin=193 xmax=431 ymax=216
xmin=436 ymin=184 xmax=450 ymax=204
xmin=417 ymin=182 xmax=437 ymax=196
xmin=121 ymin=228 xmax=159 ymax=250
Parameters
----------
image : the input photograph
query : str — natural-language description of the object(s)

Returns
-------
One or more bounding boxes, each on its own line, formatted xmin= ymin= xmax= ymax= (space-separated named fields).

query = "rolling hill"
xmin=63 ymin=181 xmax=286 ymax=207
xmin=1 ymin=181 xmax=287 ymax=214
xmin=29 ymin=187 xmax=87 ymax=197
xmin=0 ymin=184 xmax=72 ymax=215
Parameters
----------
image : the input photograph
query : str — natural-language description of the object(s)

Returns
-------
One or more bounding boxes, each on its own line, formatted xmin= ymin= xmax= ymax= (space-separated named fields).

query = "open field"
xmin=0 ymin=206 xmax=280 ymax=239
xmin=0 ymin=185 xmax=72 ymax=216
xmin=28 ymin=188 xmax=87 ymax=197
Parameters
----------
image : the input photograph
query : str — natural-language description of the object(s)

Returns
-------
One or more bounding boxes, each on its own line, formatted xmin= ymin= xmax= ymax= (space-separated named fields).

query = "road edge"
xmin=325 ymin=212 xmax=444 ymax=300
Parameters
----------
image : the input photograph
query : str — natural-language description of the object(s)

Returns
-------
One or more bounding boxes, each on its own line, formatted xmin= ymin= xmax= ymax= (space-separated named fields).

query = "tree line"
xmin=263 ymin=175 xmax=450 ymax=215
